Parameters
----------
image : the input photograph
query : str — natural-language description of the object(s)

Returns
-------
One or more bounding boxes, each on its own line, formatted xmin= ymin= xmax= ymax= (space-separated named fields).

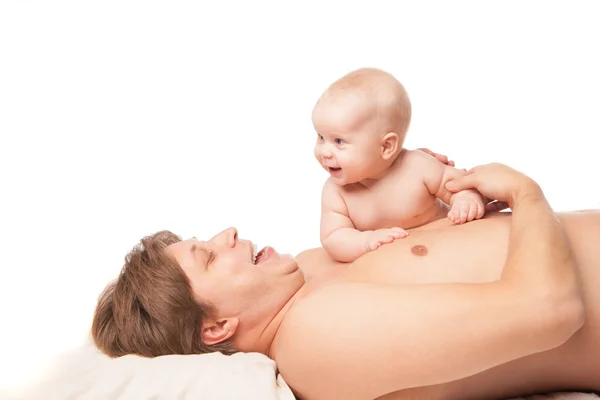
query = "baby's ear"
xmin=381 ymin=132 xmax=400 ymax=160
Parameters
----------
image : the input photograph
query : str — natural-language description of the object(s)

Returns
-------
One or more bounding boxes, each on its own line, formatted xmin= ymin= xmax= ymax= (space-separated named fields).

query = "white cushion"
xmin=22 ymin=344 xmax=296 ymax=400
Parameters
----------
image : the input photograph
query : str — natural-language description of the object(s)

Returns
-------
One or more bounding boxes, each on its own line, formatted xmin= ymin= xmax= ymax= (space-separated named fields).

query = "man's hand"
xmin=417 ymin=148 xmax=456 ymax=167
xmin=448 ymin=191 xmax=485 ymax=224
xmin=483 ymin=197 xmax=511 ymax=213
xmin=445 ymin=163 xmax=542 ymax=209
xmin=364 ymin=228 xmax=408 ymax=251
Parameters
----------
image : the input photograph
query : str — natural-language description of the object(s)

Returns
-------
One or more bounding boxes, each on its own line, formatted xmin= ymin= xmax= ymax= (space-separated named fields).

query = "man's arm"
xmin=320 ymin=180 xmax=405 ymax=262
xmin=282 ymin=164 xmax=584 ymax=400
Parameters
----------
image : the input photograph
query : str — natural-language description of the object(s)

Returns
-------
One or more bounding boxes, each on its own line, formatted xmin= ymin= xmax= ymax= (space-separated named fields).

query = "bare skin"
xmin=168 ymin=164 xmax=596 ymax=400
xmin=281 ymin=211 xmax=600 ymax=399
xmin=319 ymin=149 xmax=484 ymax=263
xmin=313 ymin=68 xmax=485 ymax=262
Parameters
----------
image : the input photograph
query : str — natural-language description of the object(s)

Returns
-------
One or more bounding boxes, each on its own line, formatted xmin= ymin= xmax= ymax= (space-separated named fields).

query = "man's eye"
xmin=207 ymin=250 xmax=215 ymax=264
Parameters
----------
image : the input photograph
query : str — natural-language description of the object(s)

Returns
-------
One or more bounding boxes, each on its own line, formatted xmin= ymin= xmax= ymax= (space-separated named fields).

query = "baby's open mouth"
xmin=328 ymin=167 xmax=341 ymax=173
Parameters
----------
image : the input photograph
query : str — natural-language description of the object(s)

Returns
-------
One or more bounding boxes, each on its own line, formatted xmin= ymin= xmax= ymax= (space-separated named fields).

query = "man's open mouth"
xmin=252 ymin=244 xmax=268 ymax=265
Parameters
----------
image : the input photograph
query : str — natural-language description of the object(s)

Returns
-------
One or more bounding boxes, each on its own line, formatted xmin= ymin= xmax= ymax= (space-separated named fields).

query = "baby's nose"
xmin=317 ymin=144 xmax=334 ymax=158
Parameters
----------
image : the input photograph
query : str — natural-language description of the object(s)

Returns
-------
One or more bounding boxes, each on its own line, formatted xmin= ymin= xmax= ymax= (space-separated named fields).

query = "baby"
xmin=313 ymin=68 xmax=485 ymax=262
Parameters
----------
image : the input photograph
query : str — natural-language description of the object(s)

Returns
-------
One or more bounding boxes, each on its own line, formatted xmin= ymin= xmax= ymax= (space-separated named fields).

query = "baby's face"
xmin=312 ymin=102 xmax=384 ymax=185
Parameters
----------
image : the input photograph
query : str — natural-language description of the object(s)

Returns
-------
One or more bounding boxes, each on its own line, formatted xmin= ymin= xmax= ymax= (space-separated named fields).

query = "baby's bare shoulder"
xmin=387 ymin=149 xmax=436 ymax=181
xmin=399 ymin=148 xmax=440 ymax=167
xmin=394 ymin=149 xmax=445 ymax=182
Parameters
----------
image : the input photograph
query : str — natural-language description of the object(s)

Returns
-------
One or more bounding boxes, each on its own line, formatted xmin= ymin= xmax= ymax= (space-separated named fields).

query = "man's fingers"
xmin=445 ymin=173 xmax=476 ymax=192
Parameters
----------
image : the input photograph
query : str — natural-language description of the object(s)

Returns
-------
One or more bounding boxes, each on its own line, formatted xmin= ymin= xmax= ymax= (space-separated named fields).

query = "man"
xmin=92 ymin=163 xmax=600 ymax=400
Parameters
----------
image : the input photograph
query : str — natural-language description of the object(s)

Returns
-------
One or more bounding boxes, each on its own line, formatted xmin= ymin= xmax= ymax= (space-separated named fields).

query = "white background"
xmin=1 ymin=0 xmax=599 ymax=395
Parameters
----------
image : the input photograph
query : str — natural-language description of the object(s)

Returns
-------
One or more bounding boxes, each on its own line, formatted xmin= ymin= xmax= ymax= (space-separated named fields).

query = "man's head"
xmin=92 ymin=228 xmax=304 ymax=358
xmin=312 ymin=68 xmax=412 ymax=185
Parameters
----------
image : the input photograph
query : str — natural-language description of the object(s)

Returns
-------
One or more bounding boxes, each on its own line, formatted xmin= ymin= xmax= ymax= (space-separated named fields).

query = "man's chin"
xmin=258 ymin=252 xmax=297 ymax=270
xmin=278 ymin=254 xmax=300 ymax=274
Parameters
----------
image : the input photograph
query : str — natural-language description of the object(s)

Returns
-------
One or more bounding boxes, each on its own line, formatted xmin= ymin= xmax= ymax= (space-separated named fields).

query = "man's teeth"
xmin=253 ymin=244 xmax=258 ymax=264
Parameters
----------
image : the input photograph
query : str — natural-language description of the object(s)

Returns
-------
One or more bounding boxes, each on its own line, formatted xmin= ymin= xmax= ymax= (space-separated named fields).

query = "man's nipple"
xmin=411 ymin=245 xmax=429 ymax=256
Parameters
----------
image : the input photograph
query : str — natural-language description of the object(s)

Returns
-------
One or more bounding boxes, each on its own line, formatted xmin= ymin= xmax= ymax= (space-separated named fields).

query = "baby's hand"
xmin=448 ymin=191 xmax=485 ymax=224
xmin=364 ymin=228 xmax=408 ymax=252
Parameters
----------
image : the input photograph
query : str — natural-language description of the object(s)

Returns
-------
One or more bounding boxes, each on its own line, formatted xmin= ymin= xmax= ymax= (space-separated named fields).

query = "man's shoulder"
xmin=278 ymin=284 xmax=343 ymax=334
xmin=273 ymin=281 xmax=421 ymax=399
xmin=274 ymin=284 xmax=356 ymax=399
xmin=276 ymin=282 xmax=374 ymax=357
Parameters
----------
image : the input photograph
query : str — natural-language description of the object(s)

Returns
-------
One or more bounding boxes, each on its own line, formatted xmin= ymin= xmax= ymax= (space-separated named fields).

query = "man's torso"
xmin=288 ymin=211 xmax=600 ymax=399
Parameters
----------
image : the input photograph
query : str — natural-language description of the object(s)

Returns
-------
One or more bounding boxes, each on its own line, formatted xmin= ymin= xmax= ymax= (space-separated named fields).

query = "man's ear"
xmin=381 ymin=132 xmax=400 ymax=160
xmin=201 ymin=318 xmax=239 ymax=346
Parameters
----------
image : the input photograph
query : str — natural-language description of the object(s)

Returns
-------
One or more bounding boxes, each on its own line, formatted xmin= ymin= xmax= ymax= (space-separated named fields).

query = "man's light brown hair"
xmin=91 ymin=230 xmax=236 ymax=357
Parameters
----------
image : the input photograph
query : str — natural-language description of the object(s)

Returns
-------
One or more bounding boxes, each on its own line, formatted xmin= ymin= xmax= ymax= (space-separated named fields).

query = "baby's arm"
xmin=417 ymin=152 xmax=486 ymax=223
xmin=320 ymin=180 xmax=407 ymax=263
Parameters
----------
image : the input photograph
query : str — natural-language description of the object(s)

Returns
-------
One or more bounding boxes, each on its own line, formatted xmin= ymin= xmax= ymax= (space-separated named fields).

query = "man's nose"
xmin=213 ymin=227 xmax=238 ymax=248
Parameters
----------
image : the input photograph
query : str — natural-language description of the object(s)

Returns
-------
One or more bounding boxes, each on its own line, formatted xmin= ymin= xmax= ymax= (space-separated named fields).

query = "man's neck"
xmin=234 ymin=283 xmax=311 ymax=358
xmin=265 ymin=255 xmax=349 ymax=359
xmin=265 ymin=283 xmax=311 ymax=359
xmin=236 ymin=250 xmax=348 ymax=358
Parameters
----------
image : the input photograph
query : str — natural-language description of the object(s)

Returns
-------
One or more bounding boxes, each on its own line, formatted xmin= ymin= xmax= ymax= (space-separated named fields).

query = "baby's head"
xmin=312 ymin=67 xmax=411 ymax=185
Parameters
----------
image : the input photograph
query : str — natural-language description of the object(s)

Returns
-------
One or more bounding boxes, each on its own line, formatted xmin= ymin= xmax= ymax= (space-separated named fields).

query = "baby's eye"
xmin=318 ymin=135 xmax=324 ymax=141
xmin=335 ymin=138 xmax=344 ymax=145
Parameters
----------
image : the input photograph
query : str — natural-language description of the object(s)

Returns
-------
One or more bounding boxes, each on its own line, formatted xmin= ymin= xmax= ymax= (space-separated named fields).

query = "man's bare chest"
xmin=339 ymin=223 xmax=509 ymax=286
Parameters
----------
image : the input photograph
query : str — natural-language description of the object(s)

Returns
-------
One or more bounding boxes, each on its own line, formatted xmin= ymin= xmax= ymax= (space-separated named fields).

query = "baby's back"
xmin=341 ymin=150 xmax=449 ymax=231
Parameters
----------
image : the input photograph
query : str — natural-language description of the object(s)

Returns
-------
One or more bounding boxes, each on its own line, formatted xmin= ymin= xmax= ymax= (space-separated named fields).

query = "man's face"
xmin=166 ymin=227 xmax=304 ymax=324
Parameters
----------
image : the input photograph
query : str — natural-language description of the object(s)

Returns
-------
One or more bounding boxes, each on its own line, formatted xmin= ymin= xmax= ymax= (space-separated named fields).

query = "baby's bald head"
xmin=312 ymin=68 xmax=412 ymax=143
